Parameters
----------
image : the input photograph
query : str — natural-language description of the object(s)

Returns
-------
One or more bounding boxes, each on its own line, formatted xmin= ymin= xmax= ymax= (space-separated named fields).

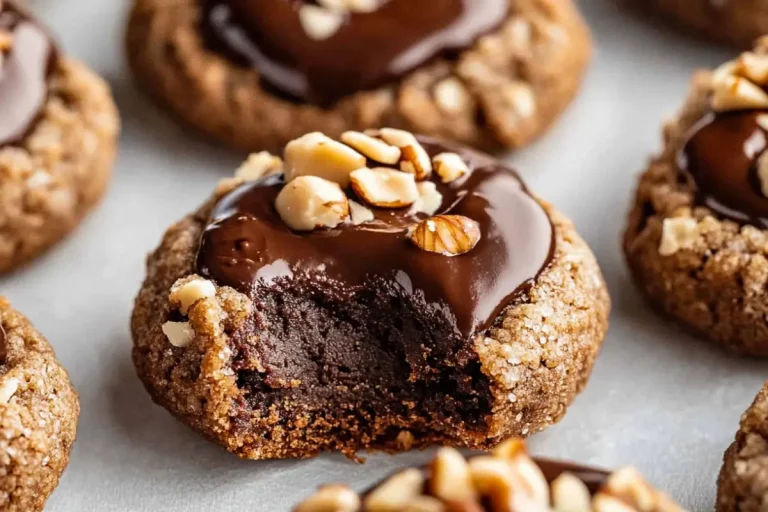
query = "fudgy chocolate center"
xmin=0 ymin=0 xmax=57 ymax=147
xmin=195 ymin=137 xmax=553 ymax=443
xmin=201 ymin=0 xmax=508 ymax=105
xmin=680 ymin=110 xmax=768 ymax=227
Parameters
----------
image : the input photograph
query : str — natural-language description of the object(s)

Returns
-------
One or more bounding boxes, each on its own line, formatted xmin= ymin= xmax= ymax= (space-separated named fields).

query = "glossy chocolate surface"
xmin=680 ymin=110 xmax=768 ymax=228
xmin=536 ymin=458 xmax=610 ymax=495
xmin=202 ymin=0 xmax=508 ymax=105
xmin=196 ymin=136 xmax=554 ymax=338
xmin=0 ymin=0 xmax=56 ymax=146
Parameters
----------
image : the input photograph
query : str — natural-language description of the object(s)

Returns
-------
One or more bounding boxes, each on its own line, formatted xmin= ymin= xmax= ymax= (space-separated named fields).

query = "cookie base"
xmin=0 ymin=58 xmax=119 ymax=274
xmin=126 ymin=0 xmax=591 ymax=153
xmin=131 ymin=189 xmax=610 ymax=460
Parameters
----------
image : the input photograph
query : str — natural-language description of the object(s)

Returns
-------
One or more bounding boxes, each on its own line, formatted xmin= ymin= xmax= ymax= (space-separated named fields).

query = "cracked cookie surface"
xmin=0 ymin=298 xmax=80 ymax=512
xmin=126 ymin=0 xmax=591 ymax=153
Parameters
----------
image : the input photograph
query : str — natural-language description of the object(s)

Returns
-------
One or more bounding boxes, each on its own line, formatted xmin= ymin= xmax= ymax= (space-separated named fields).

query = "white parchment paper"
xmin=3 ymin=1 xmax=764 ymax=510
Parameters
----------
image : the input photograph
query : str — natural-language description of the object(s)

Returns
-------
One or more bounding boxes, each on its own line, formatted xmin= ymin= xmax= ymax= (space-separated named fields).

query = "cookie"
xmin=642 ymin=0 xmax=768 ymax=49
xmin=623 ymin=39 xmax=768 ymax=356
xmin=0 ymin=0 xmax=120 ymax=274
xmin=0 ymin=297 xmax=79 ymax=511
xmin=131 ymin=129 xmax=610 ymax=460
xmin=716 ymin=381 xmax=768 ymax=511
xmin=126 ymin=0 xmax=592 ymax=154
xmin=294 ymin=438 xmax=684 ymax=512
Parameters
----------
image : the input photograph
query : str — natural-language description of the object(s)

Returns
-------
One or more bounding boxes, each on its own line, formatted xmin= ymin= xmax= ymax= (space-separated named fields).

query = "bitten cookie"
xmin=0 ymin=0 xmax=119 ymax=274
xmin=642 ymin=0 xmax=768 ymax=49
xmin=0 ymin=298 xmax=79 ymax=511
xmin=295 ymin=439 xmax=685 ymax=512
xmin=717 ymin=381 xmax=768 ymax=511
xmin=624 ymin=38 xmax=768 ymax=356
xmin=131 ymin=128 xmax=610 ymax=460
xmin=126 ymin=0 xmax=592 ymax=153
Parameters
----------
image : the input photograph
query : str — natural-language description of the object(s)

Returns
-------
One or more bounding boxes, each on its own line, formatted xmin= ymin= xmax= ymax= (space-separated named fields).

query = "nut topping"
xmin=235 ymin=151 xmax=283 ymax=181
xmin=433 ymin=152 xmax=470 ymax=183
xmin=294 ymin=438 xmax=684 ymax=512
xmin=162 ymin=321 xmax=195 ymax=348
xmin=408 ymin=215 xmax=481 ymax=256
xmin=294 ymin=485 xmax=361 ymax=512
xmin=342 ymin=131 xmax=402 ymax=165
xmin=349 ymin=199 xmax=375 ymax=225
xmin=364 ymin=468 xmax=425 ymax=512
xmin=285 ymin=132 xmax=366 ymax=187
xmin=378 ymin=128 xmax=433 ymax=180
xmin=318 ymin=0 xmax=384 ymax=12
xmin=430 ymin=447 xmax=476 ymax=503
xmin=275 ymin=175 xmax=350 ymax=231
xmin=350 ymin=167 xmax=419 ymax=208
xmin=169 ymin=278 xmax=216 ymax=315
xmin=298 ymin=5 xmax=345 ymax=40
xmin=658 ymin=217 xmax=699 ymax=256
xmin=551 ymin=473 xmax=591 ymax=512
xmin=711 ymin=53 xmax=768 ymax=112
xmin=411 ymin=182 xmax=443 ymax=216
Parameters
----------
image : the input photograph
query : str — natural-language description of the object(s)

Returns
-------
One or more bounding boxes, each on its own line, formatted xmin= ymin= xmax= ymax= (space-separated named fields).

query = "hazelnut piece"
xmin=433 ymin=152 xmax=470 ymax=183
xmin=275 ymin=175 xmax=350 ymax=231
xmin=350 ymin=167 xmax=419 ymax=208
xmin=408 ymin=215 xmax=481 ymax=256
xmin=341 ymin=131 xmax=401 ymax=165
xmin=284 ymin=132 xmax=366 ymax=187
xmin=378 ymin=128 xmax=433 ymax=180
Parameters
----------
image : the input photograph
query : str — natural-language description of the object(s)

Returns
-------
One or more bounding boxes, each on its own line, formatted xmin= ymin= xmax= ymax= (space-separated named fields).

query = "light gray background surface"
xmin=2 ymin=0 xmax=765 ymax=510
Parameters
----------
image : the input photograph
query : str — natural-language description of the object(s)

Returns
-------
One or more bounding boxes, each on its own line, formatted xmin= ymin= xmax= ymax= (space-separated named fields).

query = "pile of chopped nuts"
xmin=241 ymin=129 xmax=481 ymax=257
xmin=294 ymin=439 xmax=685 ymax=512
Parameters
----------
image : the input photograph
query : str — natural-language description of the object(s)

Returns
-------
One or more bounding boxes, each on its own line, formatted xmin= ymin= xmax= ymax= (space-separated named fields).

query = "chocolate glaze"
xmin=536 ymin=458 xmax=610 ymax=495
xmin=680 ymin=110 xmax=768 ymax=228
xmin=196 ymin=136 xmax=554 ymax=338
xmin=0 ymin=0 xmax=57 ymax=147
xmin=202 ymin=0 xmax=508 ymax=105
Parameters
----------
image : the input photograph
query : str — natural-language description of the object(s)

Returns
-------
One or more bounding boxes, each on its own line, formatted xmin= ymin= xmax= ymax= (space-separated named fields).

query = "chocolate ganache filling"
xmin=0 ymin=0 xmax=57 ymax=146
xmin=197 ymin=137 xmax=554 ymax=339
xmin=680 ymin=110 xmax=768 ymax=228
xmin=202 ymin=0 xmax=508 ymax=105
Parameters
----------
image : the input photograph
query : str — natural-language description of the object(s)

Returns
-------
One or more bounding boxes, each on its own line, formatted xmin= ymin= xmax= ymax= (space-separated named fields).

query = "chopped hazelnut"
xmin=275 ymin=175 xmax=350 ymax=231
xmin=284 ymin=132 xmax=366 ymax=188
xmin=162 ymin=321 xmax=195 ymax=348
xmin=341 ymin=131 xmax=401 ymax=165
xmin=294 ymin=485 xmax=360 ymax=512
xmin=298 ymin=5 xmax=344 ymax=40
xmin=658 ymin=217 xmax=699 ymax=256
xmin=712 ymin=74 xmax=768 ymax=112
xmin=551 ymin=472 xmax=592 ymax=512
xmin=235 ymin=151 xmax=283 ymax=181
xmin=430 ymin=447 xmax=476 ymax=502
xmin=433 ymin=152 xmax=470 ymax=183
xmin=411 ymin=182 xmax=443 ymax=216
xmin=169 ymin=278 xmax=216 ymax=315
xmin=378 ymin=128 xmax=433 ymax=180
xmin=350 ymin=167 xmax=419 ymax=208
xmin=363 ymin=468 xmax=424 ymax=512
xmin=348 ymin=199 xmax=375 ymax=225
xmin=434 ymin=78 xmax=472 ymax=115
xmin=408 ymin=215 xmax=481 ymax=256
xmin=0 ymin=378 xmax=19 ymax=404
